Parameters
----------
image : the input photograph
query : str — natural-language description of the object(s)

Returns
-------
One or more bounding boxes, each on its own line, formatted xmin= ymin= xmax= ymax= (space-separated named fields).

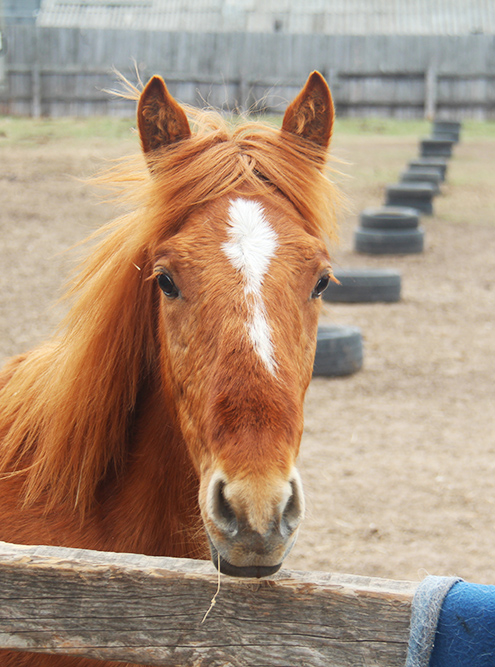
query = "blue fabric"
xmin=429 ymin=581 xmax=495 ymax=667
xmin=406 ymin=575 xmax=462 ymax=667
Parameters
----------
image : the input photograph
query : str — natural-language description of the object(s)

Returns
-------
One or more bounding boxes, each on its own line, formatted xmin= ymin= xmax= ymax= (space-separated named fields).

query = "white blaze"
xmin=222 ymin=198 xmax=278 ymax=375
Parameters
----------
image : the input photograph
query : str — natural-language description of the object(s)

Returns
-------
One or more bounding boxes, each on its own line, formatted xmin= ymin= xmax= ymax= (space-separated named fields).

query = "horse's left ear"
xmin=281 ymin=71 xmax=334 ymax=150
xmin=137 ymin=75 xmax=191 ymax=154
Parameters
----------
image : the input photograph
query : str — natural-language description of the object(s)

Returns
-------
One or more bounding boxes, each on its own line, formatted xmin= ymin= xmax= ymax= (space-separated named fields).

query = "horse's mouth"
xmin=207 ymin=537 xmax=282 ymax=579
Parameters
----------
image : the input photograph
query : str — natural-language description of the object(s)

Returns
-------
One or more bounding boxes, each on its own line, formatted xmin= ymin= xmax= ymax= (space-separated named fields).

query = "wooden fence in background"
xmin=0 ymin=26 xmax=494 ymax=118
xmin=0 ymin=540 xmax=417 ymax=666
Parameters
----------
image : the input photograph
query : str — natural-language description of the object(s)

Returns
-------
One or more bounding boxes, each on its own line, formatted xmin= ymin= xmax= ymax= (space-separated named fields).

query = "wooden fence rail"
xmin=0 ymin=540 xmax=417 ymax=666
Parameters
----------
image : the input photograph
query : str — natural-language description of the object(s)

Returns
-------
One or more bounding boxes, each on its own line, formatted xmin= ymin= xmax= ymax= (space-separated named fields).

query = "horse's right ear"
xmin=137 ymin=76 xmax=191 ymax=154
xmin=281 ymin=71 xmax=334 ymax=151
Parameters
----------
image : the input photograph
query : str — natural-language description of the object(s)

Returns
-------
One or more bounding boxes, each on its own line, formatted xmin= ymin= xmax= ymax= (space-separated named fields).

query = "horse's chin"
xmin=206 ymin=535 xmax=284 ymax=579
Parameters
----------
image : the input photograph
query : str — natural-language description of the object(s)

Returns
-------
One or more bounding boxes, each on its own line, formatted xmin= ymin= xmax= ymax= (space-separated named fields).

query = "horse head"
xmin=137 ymin=72 xmax=335 ymax=577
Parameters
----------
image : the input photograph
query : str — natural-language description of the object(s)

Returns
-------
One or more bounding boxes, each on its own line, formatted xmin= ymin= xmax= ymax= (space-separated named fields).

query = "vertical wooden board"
xmin=238 ymin=31 xmax=258 ymax=80
xmin=242 ymin=32 xmax=265 ymax=80
xmin=189 ymin=32 xmax=210 ymax=77
xmin=129 ymin=29 xmax=151 ymax=79
xmin=208 ymin=33 xmax=240 ymax=81
xmin=35 ymin=27 xmax=48 ymax=70
xmin=175 ymin=32 xmax=194 ymax=81
xmin=316 ymin=33 xmax=334 ymax=76
xmin=321 ymin=34 xmax=339 ymax=75
xmin=277 ymin=33 xmax=298 ymax=80
xmin=347 ymin=35 xmax=365 ymax=72
xmin=222 ymin=32 xmax=243 ymax=80
xmin=147 ymin=31 xmax=181 ymax=76
xmin=92 ymin=29 xmax=114 ymax=71
xmin=123 ymin=29 xmax=143 ymax=72
xmin=12 ymin=73 xmax=31 ymax=111
xmin=446 ymin=35 xmax=483 ymax=74
xmin=138 ymin=29 xmax=156 ymax=75
xmin=486 ymin=37 xmax=495 ymax=73
xmin=487 ymin=77 xmax=495 ymax=111
xmin=407 ymin=36 xmax=429 ymax=73
xmin=132 ymin=29 xmax=151 ymax=74
xmin=288 ymin=33 xmax=317 ymax=79
xmin=253 ymin=33 xmax=284 ymax=80
xmin=438 ymin=76 xmax=456 ymax=108
xmin=60 ymin=27 xmax=77 ymax=66
xmin=357 ymin=35 xmax=376 ymax=73
xmin=78 ymin=28 xmax=97 ymax=69
xmin=116 ymin=30 xmax=139 ymax=72
xmin=8 ymin=26 xmax=32 ymax=66
xmin=97 ymin=28 xmax=121 ymax=70
xmin=341 ymin=34 xmax=359 ymax=73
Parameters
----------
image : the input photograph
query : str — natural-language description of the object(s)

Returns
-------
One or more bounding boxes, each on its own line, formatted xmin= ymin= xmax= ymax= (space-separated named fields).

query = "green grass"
xmin=246 ymin=115 xmax=495 ymax=140
xmin=334 ymin=117 xmax=429 ymax=136
xmin=333 ymin=117 xmax=495 ymax=140
xmin=0 ymin=116 xmax=136 ymax=146
xmin=1 ymin=114 xmax=495 ymax=146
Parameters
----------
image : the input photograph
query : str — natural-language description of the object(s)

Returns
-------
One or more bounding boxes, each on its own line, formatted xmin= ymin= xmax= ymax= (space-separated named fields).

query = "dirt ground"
xmin=1 ymin=120 xmax=494 ymax=585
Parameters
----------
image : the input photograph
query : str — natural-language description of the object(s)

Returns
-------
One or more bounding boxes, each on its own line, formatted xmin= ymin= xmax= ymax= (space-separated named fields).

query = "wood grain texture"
xmin=0 ymin=541 xmax=417 ymax=666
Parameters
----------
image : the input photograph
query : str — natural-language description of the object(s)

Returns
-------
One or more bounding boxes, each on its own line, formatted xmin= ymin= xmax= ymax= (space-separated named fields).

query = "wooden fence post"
xmin=425 ymin=65 xmax=437 ymax=120
xmin=31 ymin=30 xmax=41 ymax=118
xmin=31 ymin=63 xmax=41 ymax=118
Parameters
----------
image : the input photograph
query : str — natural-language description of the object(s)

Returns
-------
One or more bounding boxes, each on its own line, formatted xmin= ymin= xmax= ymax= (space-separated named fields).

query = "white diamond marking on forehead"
xmin=222 ymin=198 xmax=278 ymax=375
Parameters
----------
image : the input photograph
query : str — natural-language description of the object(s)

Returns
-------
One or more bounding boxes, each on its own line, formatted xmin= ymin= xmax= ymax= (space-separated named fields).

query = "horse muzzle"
xmin=200 ymin=467 xmax=305 ymax=578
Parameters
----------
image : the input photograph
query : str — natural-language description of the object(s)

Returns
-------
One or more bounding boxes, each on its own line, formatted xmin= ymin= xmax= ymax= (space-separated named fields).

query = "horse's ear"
xmin=281 ymin=71 xmax=334 ymax=150
xmin=137 ymin=75 xmax=191 ymax=154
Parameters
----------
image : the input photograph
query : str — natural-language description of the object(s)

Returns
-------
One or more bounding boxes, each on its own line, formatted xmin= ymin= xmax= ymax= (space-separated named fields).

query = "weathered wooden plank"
xmin=0 ymin=541 xmax=417 ymax=667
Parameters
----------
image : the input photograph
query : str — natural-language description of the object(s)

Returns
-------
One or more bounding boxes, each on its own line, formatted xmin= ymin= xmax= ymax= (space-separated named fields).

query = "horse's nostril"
xmin=211 ymin=479 xmax=238 ymax=536
xmin=281 ymin=478 xmax=304 ymax=536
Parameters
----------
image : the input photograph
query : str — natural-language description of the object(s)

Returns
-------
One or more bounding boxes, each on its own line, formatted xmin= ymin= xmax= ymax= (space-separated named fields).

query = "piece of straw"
xmin=201 ymin=552 xmax=222 ymax=624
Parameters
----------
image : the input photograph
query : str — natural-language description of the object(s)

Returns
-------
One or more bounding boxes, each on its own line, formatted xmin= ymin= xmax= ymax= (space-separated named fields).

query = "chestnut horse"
xmin=0 ymin=71 xmax=339 ymax=667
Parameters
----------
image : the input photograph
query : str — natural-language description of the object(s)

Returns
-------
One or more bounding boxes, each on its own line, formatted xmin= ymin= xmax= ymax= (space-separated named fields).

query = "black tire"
xmin=400 ymin=169 xmax=441 ymax=194
xmin=385 ymin=183 xmax=436 ymax=215
xmin=323 ymin=268 xmax=401 ymax=303
xmin=313 ymin=325 xmax=363 ymax=377
xmin=432 ymin=131 xmax=459 ymax=143
xmin=354 ymin=227 xmax=425 ymax=255
xmin=360 ymin=206 xmax=419 ymax=230
xmin=420 ymin=138 xmax=454 ymax=158
xmin=432 ymin=120 xmax=461 ymax=143
xmin=408 ymin=158 xmax=447 ymax=181
xmin=433 ymin=120 xmax=461 ymax=132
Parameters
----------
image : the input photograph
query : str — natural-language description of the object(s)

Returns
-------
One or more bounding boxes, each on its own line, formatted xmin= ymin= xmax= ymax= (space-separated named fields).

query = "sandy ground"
xmin=1 ymin=122 xmax=494 ymax=585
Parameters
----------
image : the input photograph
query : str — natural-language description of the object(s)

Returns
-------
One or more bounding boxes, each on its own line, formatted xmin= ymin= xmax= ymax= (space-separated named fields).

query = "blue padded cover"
xmin=429 ymin=581 xmax=495 ymax=667
xmin=406 ymin=575 xmax=461 ymax=667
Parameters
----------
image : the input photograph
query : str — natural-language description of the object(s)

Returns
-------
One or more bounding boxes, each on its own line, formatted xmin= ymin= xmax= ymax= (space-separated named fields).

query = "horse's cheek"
xmin=298 ymin=299 xmax=322 ymax=379
xmin=156 ymin=307 xmax=212 ymax=471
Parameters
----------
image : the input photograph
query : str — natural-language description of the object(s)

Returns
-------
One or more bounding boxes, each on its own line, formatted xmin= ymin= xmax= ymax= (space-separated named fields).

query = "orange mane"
xmin=0 ymin=106 xmax=341 ymax=515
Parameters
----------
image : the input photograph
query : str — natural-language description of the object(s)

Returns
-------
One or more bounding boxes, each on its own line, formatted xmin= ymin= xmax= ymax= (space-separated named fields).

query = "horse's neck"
xmin=96 ymin=375 xmax=206 ymax=560
xmin=0 ymin=349 xmax=207 ymax=559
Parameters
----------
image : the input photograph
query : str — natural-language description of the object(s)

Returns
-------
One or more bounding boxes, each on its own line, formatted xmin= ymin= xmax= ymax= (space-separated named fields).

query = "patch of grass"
xmin=333 ymin=117 xmax=495 ymax=140
xmin=457 ymin=120 xmax=495 ymax=139
xmin=0 ymin=116 xmax=136 ymax=146
xmin=1 ymin=113 xmax=495 ymax=146
xmin=334 ymin=117 xmax=430 ymax=137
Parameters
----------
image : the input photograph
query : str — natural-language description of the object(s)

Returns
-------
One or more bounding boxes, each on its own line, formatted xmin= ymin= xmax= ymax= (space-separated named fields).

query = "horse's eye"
xmin=157 ymin=272 xmax=180 ymax=299
xmin=312 ymin=274 xmax=330 ymax=299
